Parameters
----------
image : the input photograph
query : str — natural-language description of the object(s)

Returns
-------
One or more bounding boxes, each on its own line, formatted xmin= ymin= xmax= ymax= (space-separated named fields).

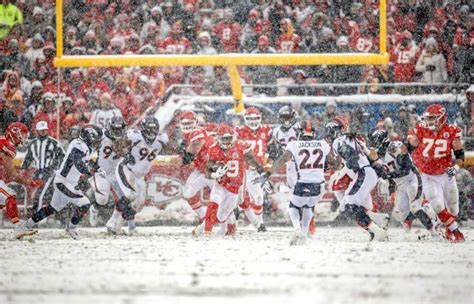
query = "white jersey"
xmin=123 ymin=129 xmax=169 ymax=178
xmin=332 ymin=135 xmax=371 ymax=176
xmin=89 ymin=108 xmax=123 ymax=129
xmin=380 ymin=153 xmax=416 ymax=185
xmin=55 ymin=138 xmax=93 ymax=186
xmin=272 ymin=122 xmax=301 ymax=148
xmin=286 ymin=139 xmax=331 ymax=183
xmin=97 ymin=133 xmax=122 ymax=175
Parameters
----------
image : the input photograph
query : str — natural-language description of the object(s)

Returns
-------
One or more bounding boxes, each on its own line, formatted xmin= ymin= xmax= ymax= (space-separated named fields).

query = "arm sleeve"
xmin=70 ymin=148 xmax=92 ymax=176
xmin=21 ymin=142 xmax=34 ymax=169
xmin=337 ymin=143 xmax=360 ymax=171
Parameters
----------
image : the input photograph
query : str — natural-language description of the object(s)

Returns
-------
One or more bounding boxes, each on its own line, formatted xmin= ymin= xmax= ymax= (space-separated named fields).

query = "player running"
xmin=368 ymin=129 xmax=441 ymax=239
xmin=106 ymin=116 xmax=169 ymax=235
xmin=407 ymin=104 xmax=465 ymax=242
xmin=326 ymin=116 xmax=388 ymax=241
xmin=89 ymin=117 xmax=129 ymax=226
xmin=0 ymin=122 xmax=43 ymax=239
xmin=24 ymin=126 xmax=103 ymax=239
xmin=235 ymin=107 xmax=273 ymax=231
xmin=271 ymin=120 xmax=331 ymax=245
xmin=197 ymin=124 xmax=268 ymax=236
xmin=178 ymin=111 xmax=214 ymax=224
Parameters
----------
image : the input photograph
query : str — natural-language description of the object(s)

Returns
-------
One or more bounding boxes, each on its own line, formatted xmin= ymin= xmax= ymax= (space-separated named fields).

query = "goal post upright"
xmin=54 ymin=0 xmax=388 ymax=113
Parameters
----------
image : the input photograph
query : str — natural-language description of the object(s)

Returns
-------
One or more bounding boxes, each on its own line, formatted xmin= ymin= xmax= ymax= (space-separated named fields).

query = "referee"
xmin=22 ymin=121 xmax=65 ymax=211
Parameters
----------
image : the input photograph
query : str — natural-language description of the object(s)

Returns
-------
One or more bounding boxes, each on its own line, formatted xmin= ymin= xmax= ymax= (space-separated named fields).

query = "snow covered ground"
xmin=0 ymin=226 xmax=472 ymax=304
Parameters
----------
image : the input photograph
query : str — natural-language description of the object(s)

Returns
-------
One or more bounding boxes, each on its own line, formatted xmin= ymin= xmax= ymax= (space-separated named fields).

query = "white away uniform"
xmin=49 ymin=139 xmax=93 ymax=211
xmin=116 ymin=129 xmax=169 ymax=212
xmin=332 ymin=135 xmax=377 ymax=211
xmin=272 ymin=122 xmax=300 ymax=188
xmin=89 ymin=108 xmax=123 ymax=129
xmin=93 ymin=133 xmax=122 ymax=206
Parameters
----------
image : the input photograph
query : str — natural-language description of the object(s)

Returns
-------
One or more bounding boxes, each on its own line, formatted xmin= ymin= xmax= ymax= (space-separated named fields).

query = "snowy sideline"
xmin=0 ymin=226 xmax=472 ymax=304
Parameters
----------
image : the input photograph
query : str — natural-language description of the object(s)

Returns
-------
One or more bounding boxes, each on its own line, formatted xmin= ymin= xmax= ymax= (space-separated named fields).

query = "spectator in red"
xmin=125 ymin=33 xmax=141 ymax=53
xmin=43 ymin=73 xmax=75 ymax=100
xmin=133 ymin=75 xmax=155 ymax=114
xmin=64 ymin=27 xmax=80 ymax=52
xmin=157 ymin=21 xmax=192 ymax=54
xmin=277 ymin=18 xmax=300 ymax=53
xmin=1 ymin=70 xmax=22 ymax=102
xmin=390 ymin=31 xmax=420 ymax=83
xmin=32 ymin=93 xmax=64 ymax=139
xmin=392 ymin=0 xmax=417 ymax=33
xmin=63 ymin=98 xmax=90 ymax=131
xmin=79 ymin=67 xmax=111 ymax=100
xmin=108 ymin=13 xmax=135 ymax=41
xmin=107 ymin=36 xmax=125 ymax=55
xmin=111 ymin=77 xmax=139 ymax=125
xmin=212 ymin=9 xmax=242 ymax=53
xmin=83 ymin=30 xmax=102 ymax=53
xmin=352 ymin=18 xmax=377 ymax=53
xmin=241 ymin=9 xmax=271 ymax=53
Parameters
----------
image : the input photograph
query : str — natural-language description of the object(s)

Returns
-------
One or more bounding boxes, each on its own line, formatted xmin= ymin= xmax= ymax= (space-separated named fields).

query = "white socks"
xmin=288 ymin=207 xmax=301 ymax=231
xmin=301 ymin=208 xmax=313 ymax=235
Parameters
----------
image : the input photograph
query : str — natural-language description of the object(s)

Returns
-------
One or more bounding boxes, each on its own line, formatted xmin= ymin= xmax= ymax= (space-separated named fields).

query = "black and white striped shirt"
xmin=22 ymin=136 xmax=65 ymax=178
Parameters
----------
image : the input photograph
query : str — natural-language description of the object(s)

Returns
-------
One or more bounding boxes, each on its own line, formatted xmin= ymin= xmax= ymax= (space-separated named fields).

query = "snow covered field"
xmin=0 ymin=226 xmax=472 ymax=304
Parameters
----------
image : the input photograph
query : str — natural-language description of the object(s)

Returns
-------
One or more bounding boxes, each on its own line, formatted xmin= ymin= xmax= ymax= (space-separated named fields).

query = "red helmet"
xmin=217 ymin=124 xmax=235 ymax=150
xmin=334 ymin=115 xmax=349 ymax=132
xmin=244 ymin=107 xmax=261 ymax=130
xmin=204 ymin=122 xmax=218 ymax=138
xmin=179 ymin=111 xmax=197 ymax=134
xmin=6 ymin=122 xmax=29 ymax=145
xmin=422 ymin=104 xmax=447 ymax=130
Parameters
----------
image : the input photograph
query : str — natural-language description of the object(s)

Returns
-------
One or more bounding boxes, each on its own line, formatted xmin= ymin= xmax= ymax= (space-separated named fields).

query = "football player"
xmin=271 ymin=121 xmax=331 ymax=245
xmin=326 ymin=116 xmax=388 ymax=241
xmin=106 ymin=116 xmax=169 ymax=235
xmin=25 ymin=126 xmax=103 ymax=239
xmin=89 ymin=117 xmax=129 ymax=226
xmin=407 ymin=104 xmax=465 ymax=242
xmin=0 ymin=122 xmax=43 ymax=239
xmin=179 ymin=111 xmax=214 ymax=224
xmin=197 ymin=124 xmax=268 ymax=236
xmin=368 ymin=129 xmax=440 ymax=239
xmin=235 ymin=107 xmax=273 ymax=231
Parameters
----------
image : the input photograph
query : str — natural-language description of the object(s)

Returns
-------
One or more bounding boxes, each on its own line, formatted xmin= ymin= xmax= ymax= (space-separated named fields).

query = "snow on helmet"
xmin=204 ymin=122 xmax=218 ymax=138
xmin=106 ymin=116 xmax=126 ymax=140
xmin=141 ymin=116 xmax=160 ymax=144
xmin=325 ymin=115 xmax=349 ymax=141
xmin=298 ymin=120 xmax=315 ymax=141
xmin=6 ymin=122 xmax=28 ymax=145
xmin=278 ymin=105 xmax=296 ymax=130
xmin=422 ymin=104 xmax=447 ymax=130
xmin=80 ymin=125 xmax=102 ymax=150
xmin=180 ymin=111 xmax=198 ymax=134
xmin=368 ymin=129 xmax=389 ymax=150
xmin=244 ymin=107 xmax=261 ymax=130
xmin=217 ymin=124 xmax=235 ymax=150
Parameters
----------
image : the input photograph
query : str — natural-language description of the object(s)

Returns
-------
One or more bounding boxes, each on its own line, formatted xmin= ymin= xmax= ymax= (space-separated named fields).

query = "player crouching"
xmin=24 ymin=126 xmax=103 ymax=239
xmin=1 ymin=122 xmax=43 ymax=239
xmin=271 ymin=121 xmax=330 ymax=245
xmin=195 ymin=124 xmax=269 ymax=237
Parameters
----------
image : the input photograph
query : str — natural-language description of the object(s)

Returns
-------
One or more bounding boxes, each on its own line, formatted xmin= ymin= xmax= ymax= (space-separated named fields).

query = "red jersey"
xmin=390 ymin=42 xmax=420 ymax=82
xmin=158 ymin=37 xmax=192 ymax=54
xmin=277 ymin=34 xmax=300 ymax=53
xmin=0 ymin=136 xmax=16 ymax=181
xmin=234 ymin=125 xmax=272 ymax=166
xmin=409 ymin=123 xmax=462 ymax=175
xmin=353 ymin=35 xmax=377 ymax=53
xmin=207 ymin=141 xmax=251 ymax=194
xmin=213 ymin=22 xmax=242 ymax=52
xmin=183 ymin=128 xmax=214 ymax=173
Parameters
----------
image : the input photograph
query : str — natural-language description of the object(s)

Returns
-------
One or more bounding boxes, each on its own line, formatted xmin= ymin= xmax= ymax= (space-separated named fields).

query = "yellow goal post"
xmin=54 ymin=0 xmax=389 ymax=113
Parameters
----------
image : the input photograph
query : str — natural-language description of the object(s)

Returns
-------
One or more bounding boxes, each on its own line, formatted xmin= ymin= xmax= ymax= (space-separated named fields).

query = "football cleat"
xmin=89 ymin=205 xmax=99 ymax=227
xmin=66 ymin=224 xmax=80 ymax=240
xmin=14 ymin=221 xmax=38 ymax=240
xmin=226 ymin=223 xmax=237 ymax=236
xmin=289 ymin=230 xmax=306 ymax=246
xmin=452 ymin=229 xmax=465 ymax=243
xmin=257 ymin=223 xmax=267 ymax=232
xmin=128 ymin=220 xmax=137 ymax=235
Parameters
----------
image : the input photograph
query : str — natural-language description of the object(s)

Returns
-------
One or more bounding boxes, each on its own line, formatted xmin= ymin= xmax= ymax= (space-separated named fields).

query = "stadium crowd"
xmin=0 ymin=0 xmax=472 ymax=138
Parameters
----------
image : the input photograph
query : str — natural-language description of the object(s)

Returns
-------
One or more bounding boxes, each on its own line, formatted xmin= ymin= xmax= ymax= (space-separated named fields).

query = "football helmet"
xmin=217 ymin=124 xmax=235 ymax=150
xmin=298 ymin=120 xmax=315 ymax=141
xmin=106 ymin=116 xmax=126 ymax=140
xmin=387 ymin=141 xmax=404 ymax=157
xmin=422 ymin=104 xmax=447 ymax=130
xmin=6 ymin=122 xmax=28 ymax=145
xmin=244 ymin=107 xmax=261 ymax=130
xmin=80 ymin=125 xmax=102 ymax=150
xmin=325 ymin=115 xmax=349 ymax=141
xmin=141 ymin=116 xmax=160 ymax=144
xmin=368 ymin=129 xmax=389 ymax=150
xmin=204 ymin=122 xmax=218 ymax=138
xmin=278 ymin=106 xmax=296 ymax=130
xmin=180 ymin=111 xmax=198 ymax=134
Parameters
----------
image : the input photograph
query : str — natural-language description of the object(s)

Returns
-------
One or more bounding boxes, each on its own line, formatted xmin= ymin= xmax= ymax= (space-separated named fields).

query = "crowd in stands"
xmin=0 ymin=0 xmax=472 ymax=141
